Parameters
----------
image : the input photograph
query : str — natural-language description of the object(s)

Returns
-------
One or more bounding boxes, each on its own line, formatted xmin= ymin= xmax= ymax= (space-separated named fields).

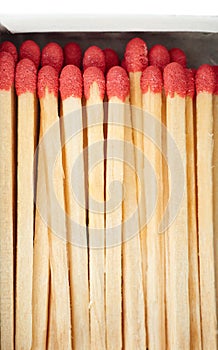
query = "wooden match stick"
xmin=213 ymin=66 xmax=218 ymax=327
xmin=32 ymin=65 xmax=51 ymax=348
xmin=19 ymin=39 xmax=41 ymax=69
xmin=196 ymin=64 xmax=217 ymax=349
xmin=163 ymin=62 xmax=190 ymax=348
xmin=15 ymin=58 xmax=37 ymax=349
xmin=185 ymin=68 xmax=202 ymax=349
xmin=124 ymin=38 xmax=148 ymax=327
xmin=105 ymin=66 xmax=129 ymax=349
xmin=83 ymin=66 xmax=106 ymax=349
xmin=32 ymin=201 xmax=50 ymax=347
xmin=122 ymin=84 xmax=146 ymax=349
xmin=60 ymin=64 xmax=90 ymax=349
xmin=0 ymin=51 xmax=15 ymax=350
xmin=36 ymin=65 xmax=72 ymax=349
xmin=141 ymin=66 xmax=166 ymax=350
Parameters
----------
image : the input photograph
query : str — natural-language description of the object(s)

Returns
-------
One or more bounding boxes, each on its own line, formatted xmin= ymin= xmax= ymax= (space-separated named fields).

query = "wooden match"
xmin=141 ymin=65 xmax=166 ymax=350
xmin=15 ymin=57 xmax=37 ymax=349
xmin=60 ymin=64 xmax=90 ymax=349
xmin=105 ymin=66 xmax=129 ymax=348
xmin=84 ymin=65 xmax=106 ymax=349
xmin=163 ymin=62 xmax=190 ymax=349
xmin=196 ymin=64 xmax=217 ymax=349
xmin=0 ymin=50 xmax=16 ymax=350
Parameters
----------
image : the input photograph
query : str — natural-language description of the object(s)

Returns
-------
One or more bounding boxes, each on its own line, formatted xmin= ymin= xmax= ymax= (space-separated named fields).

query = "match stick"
xmin=124 ymin=37 xmax=148 ymax=324
xmin=213 ymin=66 xmax=218 ymax=325
xmin=32 ymin=204 xmax=50 ymax=348
xmin=60 ymin=64 xmax=90 ymax=349
xmin=185 ymin=68 xmax=202 ymax=349
xmin=37 ymin=65 xmax=72 ymax=349
xmin=15 ymin=58 xmax=37 ymax=349
xmin=83 ymin=45 xmax=106 ymax=73
xmin=105 ymin=66 xmax=129 ymax=348
xmin=63 ymin=42 xmax=82 ymax=67
xmin=148 ymin=44 xmax=170 ymax=71
xmin=103 ymin=48 xmax=120 ymax=73
xmin=83 ymin=66 xmax=106 ymax=349
xmin=41 ymin=42 xmax=64 ymax=74
xmin=19 ymin=39 xmax=41 ymax=69
xmin=163 ymin=62 xmax=190 ymax=348
xmin=0 ymin=40 xmax=18 ymax=63
xmin=169 ymin=47 xmax=187 ymax=67
xmin=0 ymin=51 xmax=15 ymax=350
xmin=141 ymin=65 xmax=166 ymax=350
xmin=32 ymin=66 xmax=51 ymax=348
xmin=196 ymin=64 xmax=217 ymax=349
xmin=122 ymin=83 xmax=146 ymax=349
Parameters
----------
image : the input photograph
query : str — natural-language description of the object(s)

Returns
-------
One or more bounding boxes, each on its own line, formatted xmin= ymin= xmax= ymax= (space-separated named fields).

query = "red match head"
xmin=0 ymin=41 xmax=18 ymax=63
xmin=169 ymin=48 xmax=187 ymax=68
xmin=121 ymin=58 xmax=127 ymax=71
xmin=19 ymin=40 xmax=41 ymax=69
xmin=140 ymin=66 xmax=163 ymax=94
xmin=124 ymin=37 xmax=148 ymax=73
xmin=15 ymin=58 xmax=37 ymax=95
xmin=106 ymin=66 xmax=129 ymax=102
xmin=103 ymin=48 xmax=120 ymax=73
xmin=213 ymin=66 xmax=218 ymax=95
xmin=83 ymin=66 xmax=105 ymax=100
xmin=185 ymin=68 xmax=195 ymax=99
xmin=0 ymin=51 xmax=15 ymax=91
xmin=63 ymin=42 xmax=82 ymax=67
xmin=37 ymin=65 xmax=59 ymax=99
xmin=60 ymin=64 xmax=82 ymax=100
xmin=41 ymin=42 xmax=64 ymax=74
xmin=163 ymin=62 xmax=187 ymax=98
xmin=83 ymin=46 xmax=106 ymax=73
xmin=195 ymin=64 xmax=215 ymax=94
xmin=148 ymin=44 xmax=170 ymax=71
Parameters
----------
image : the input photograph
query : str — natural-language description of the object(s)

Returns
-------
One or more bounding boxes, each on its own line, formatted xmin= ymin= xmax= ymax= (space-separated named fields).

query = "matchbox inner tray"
xmin=0 ymin=15 xmax=218 ymax=68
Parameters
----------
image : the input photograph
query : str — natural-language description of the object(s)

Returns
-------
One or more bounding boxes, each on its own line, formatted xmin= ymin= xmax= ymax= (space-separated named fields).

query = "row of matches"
xmin=1 ymin=36 xmax=218 ymax=350
xmin=0 ymin=38 xmax=188 ymax=74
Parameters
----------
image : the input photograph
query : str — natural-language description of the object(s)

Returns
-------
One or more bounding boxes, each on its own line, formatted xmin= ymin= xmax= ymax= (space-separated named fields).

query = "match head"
xmin=83 ymin=46 xmax=106 ymax=73
xmin=63 ymin=42 xmax=82 ymax=67
xmin=0 ymin=51 xmax=15 ymax=91
xmin=121 ymin=58 xmax=127 ymax=71
xmin=195 ymin=64 xmax=215 ymax=94
xmin=106 ymin=66 xmax=129 ymax=102
xmin=41 ymin=42 xmax=64 ymax=74
xmin=15 ymin=58 xmax=37 ymax=95
xmin=83 ymin=66 xmax=105 ymax=100
xmin=37 ymin=65 xmax=59 ymax=99
xmin=103 ymin=48 xmax=120 ymax=73
xmin=124 ymin=37 xmax=148 ymax=73
xmin=213 ymin=66 xmax=218 ymax=95
xmin=19 ymin=40 xmax=41 ymax=69
xmin=60 ymin=64 xmax=82 ymax=100
xmin=169 ymin=48 xmax=187 ymax=68
xmin=148 ymin=44 xmax=170 ymax=71
xmin=140 ymin=66 xmax=163 ymax=94
xmin=185 ymin=68 xmax=195 ymax=98
xmin=0 ymin=41 xmax=18 ymax=63
xmin=163 ymin=62 xmax=187 ymax=98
